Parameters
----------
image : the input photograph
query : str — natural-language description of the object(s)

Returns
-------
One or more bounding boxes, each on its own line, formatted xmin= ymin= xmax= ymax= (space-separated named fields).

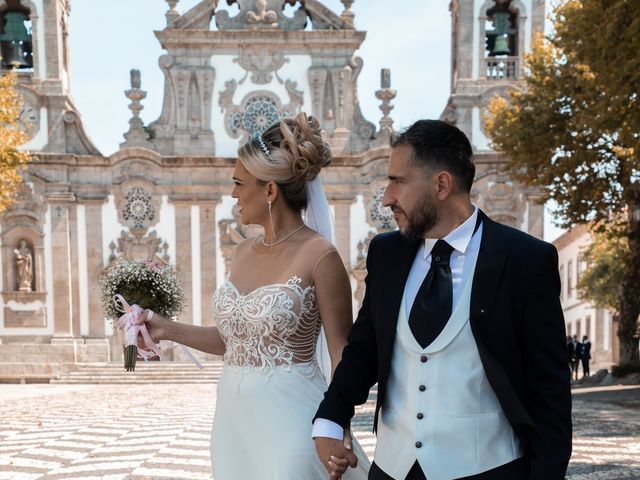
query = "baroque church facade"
xmin=0 ymin=0 xmax=545 ymax=379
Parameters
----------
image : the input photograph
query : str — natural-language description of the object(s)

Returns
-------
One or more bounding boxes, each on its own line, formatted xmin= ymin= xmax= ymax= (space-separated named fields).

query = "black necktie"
xmin=409 ymin=239 xmax=455 ymax=348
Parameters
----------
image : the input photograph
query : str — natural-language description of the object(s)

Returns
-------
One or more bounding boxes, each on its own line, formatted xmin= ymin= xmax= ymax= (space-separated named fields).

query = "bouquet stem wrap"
xmin=114 ymin=294 xmax=161 ymax=371
xmin=113 ymin=294 xmax=204 ymax=371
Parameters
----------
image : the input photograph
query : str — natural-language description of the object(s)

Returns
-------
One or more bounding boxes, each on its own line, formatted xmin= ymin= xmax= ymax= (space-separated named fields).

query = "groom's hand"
xmin=314 ymin=436 xmax=357 ymax=479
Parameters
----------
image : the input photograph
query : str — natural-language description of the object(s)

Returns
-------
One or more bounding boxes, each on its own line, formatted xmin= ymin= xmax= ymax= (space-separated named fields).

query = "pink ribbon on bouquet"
xmin=113 ymin=294 xmax=162 ymax=361
xmin=112 ymin=294 xmax=204 ymax=369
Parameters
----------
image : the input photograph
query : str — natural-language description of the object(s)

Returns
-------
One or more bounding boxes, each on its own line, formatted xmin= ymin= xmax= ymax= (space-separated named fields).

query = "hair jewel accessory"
xmin=258 ymin=135 xmax=273 ymax=162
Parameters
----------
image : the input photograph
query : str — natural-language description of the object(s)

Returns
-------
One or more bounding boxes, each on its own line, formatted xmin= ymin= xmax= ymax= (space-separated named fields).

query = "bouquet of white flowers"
xmin=100 ymin=258 xmax=185 ymax=371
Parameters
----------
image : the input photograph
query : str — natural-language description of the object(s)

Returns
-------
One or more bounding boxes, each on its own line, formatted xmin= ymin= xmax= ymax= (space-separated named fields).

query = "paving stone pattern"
xmin=0 ymin=384 xmax=638 ymax=479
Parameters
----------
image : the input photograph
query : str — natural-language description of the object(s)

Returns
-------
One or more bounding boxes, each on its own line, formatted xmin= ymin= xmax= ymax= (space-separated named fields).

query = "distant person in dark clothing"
xmin=581 ymin=335 xmax=592 ymax=377
xmin=570 ymin=335 xmax=582 ymax=380
xmin=566 ymin=336 xmax=574 ymax=376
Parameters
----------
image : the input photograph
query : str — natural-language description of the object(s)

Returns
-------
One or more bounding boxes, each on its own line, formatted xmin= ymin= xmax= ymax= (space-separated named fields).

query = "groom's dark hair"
xmin=391 ymin=120 xmax=475 ymax=193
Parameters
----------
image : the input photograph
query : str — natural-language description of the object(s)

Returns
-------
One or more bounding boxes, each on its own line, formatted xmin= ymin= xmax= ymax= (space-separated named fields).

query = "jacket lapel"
xmin=470 ymin=210 xmax=509 ymax=324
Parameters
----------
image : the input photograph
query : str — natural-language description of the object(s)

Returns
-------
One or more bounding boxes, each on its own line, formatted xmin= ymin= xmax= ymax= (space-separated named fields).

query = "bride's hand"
xmin=343 ymin=428 xmax=353 ymax=451
xmin=140 ymin=310 xmax=169 ymax=344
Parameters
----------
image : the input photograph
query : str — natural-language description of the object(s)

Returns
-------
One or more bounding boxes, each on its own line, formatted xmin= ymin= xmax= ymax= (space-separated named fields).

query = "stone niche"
xmin=1 ymin=182 xmax=48 ymax=328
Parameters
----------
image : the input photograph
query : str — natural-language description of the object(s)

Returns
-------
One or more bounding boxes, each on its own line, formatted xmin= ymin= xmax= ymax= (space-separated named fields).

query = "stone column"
xmin=67 ymin=204 xmax=82 ymax=336
xmin=83 ymin=198 xmax=106 ymax=337
xmin=30 ymin=14 xmax=41 ymax=78
xmin=172 ymin=200 xmax=193 ymax=324
xmin=48 ymin=193 xmax=75 ymax=338
xmin=200 ymin=200 xmax=218 ymax=326
xmin=331 ymin=196 xmax=355 ymax=267
xmin=34 ymin=244 xmax=45 ymax=292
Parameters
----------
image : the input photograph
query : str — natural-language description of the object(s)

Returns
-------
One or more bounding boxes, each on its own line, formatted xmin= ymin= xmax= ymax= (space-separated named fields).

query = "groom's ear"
xmin=435 ymin=170 xmax=454 ymax=200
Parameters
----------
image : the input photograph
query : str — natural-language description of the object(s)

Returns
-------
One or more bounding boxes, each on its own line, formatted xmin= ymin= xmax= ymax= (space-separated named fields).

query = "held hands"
xmin=314 ymin=429 xmax=358 ymax=479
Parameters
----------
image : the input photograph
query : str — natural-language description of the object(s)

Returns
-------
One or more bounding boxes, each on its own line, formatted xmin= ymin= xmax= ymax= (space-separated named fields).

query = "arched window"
xmin=484 ymin=0 xmax=519 ymax=79
xmin=0 ymin=1 xmax=32 ymax=69
xmin=485 ymin=1 xmax=518 ymax=57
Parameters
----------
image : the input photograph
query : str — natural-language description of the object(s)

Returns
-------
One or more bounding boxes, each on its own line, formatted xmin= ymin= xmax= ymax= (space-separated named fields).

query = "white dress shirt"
xmin=312 ymin=207 xmax=482 ymax=441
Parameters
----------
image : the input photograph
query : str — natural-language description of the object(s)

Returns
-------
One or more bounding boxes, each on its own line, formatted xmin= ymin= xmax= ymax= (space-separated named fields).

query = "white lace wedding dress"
xmin=210 ymin=274 xmax=370 ymax=479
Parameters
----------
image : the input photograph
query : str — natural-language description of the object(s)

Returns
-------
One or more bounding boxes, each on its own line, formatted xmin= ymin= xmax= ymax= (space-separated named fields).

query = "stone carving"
xmin=120 ymin=69 xmax=153 ymax=150
xmin=219 ymin=79 xmax=304 ymax=141
xmin=147 ymin=56 xmax=216 ymax=155
xmin=122 ymin=187 xmax=154 ymax=229
xmin=109 ymin=230 xmax=169 ymax=264
xmin=234 ymin=48 xmax=289 ymax=84
xmin=474 ymin=172 xmax=526 ymax=228
xmin=374 ymin=68 xmax=397 ymax=141
xmin=113 ymin=160 xmax=160 ymax=184
xmin=246 ymin=0 xmax=277 ymax=25
xmin=14 ymin=240 xmax=33 ymax=292
xmin=215 ymin=0 xmax=307 ymax=31
xmin=367 ymin=187 xmax=395 ymax=231
xmin=302 ymin=0 xmax=352 ymax=30
xmin=339 ymin=0 xmax=355 ymax=27
xmin=165 ymin=0 xmax=180 ymax=25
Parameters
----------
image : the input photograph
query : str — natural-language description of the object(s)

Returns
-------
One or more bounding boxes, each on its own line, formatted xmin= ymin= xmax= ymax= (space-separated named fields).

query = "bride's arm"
xmin=313 ymin=249 xmax=353 ymax=377
xmin=145 ymin=311 xmax=226 ymax=356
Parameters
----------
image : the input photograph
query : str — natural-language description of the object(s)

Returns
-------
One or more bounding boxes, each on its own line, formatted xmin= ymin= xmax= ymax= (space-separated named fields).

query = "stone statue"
xmin=14 ymin=240 xmax=33 ymax=292
xmin=130 ymin=69 xmax=141 ymax=89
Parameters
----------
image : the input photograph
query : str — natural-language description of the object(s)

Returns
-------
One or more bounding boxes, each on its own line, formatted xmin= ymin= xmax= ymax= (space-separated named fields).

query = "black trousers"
xmin=369 ymin=457 xmax=528 ymax=480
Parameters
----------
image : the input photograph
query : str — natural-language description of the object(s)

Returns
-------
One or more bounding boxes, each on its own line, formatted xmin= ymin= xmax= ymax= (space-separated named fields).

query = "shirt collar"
xmin=423 ymin=207 xmax=479 ymax=259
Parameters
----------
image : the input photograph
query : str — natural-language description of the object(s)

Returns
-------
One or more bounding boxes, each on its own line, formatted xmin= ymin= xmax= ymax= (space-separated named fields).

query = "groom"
xmin=313 ymin=120 xmax=572 ymax=479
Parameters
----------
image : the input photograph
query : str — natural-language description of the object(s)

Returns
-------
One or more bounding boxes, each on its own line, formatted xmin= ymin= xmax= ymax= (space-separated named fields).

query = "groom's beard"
xmin=399 ymin=197 xmax=439 ymax=241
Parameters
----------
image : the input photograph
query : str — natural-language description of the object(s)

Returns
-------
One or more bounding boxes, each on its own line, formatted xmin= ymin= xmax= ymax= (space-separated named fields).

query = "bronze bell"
xmin=493 ymin=35 xmax=511 ymax=56
xmin=0 ymin=12 xmax=33 ymax=68
xmin=488 ymin=12 xmax=513 ymax=56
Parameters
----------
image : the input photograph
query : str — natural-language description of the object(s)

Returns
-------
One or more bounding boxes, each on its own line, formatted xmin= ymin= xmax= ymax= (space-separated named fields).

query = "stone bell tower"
xmin=442 ymin=0 xmax=546 ymax=236
xmin=0 ymin=0 xmax=98 ymax=154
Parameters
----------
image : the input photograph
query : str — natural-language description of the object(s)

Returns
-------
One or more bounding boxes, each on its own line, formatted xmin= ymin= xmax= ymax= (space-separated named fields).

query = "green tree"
xmin=0 ymin=70 xmax=31 ymax=212
xmin=577 ymin=222 xmax=628 ymax=311
xmin=486 ymin=0 xmax=640 ymax=364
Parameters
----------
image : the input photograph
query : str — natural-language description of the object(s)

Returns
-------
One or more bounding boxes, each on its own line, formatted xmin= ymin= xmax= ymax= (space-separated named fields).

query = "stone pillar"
xmin=200 ymin=200 xmax=218 ymax=326
xmin=48 ymin=194 xmax=75 ymax=338
xmin=30 ymin=13 xmax=41 ymax=79
xmin=68 ymin=205 xmax=81 ymax=336
xmin=34 ymin=244 xmax=45 ymax=292
xmin=83 ymin=198 xmax=106 ymax=337
xmin=331 ymin=196 xmax=355 ymax=267
xmin=173 ymin=201 xmax=193 ymax=324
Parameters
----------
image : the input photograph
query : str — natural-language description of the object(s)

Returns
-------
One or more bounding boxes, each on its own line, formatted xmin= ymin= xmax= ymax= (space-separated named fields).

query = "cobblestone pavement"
xmin=0 ymin=383 xmax=638 ymax=479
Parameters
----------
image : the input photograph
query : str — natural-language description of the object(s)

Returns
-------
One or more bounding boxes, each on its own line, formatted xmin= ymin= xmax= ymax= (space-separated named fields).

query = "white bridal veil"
xmin=304 ymin=176 xmax=336 ymax=385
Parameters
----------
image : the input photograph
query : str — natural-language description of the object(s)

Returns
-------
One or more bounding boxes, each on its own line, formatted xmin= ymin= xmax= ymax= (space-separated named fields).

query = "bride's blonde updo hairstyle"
xmin=237 ymin=112 xmax=332 ymax=211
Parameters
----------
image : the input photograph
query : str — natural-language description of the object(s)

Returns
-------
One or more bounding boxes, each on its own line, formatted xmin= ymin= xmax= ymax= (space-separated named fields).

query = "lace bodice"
xmin=213 ymin=276 xmax=321 ymax=377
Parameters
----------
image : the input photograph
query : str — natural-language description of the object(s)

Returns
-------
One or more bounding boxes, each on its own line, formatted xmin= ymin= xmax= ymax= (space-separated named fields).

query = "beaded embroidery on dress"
xmin=214 ymin=275 xmax=322 ymax=379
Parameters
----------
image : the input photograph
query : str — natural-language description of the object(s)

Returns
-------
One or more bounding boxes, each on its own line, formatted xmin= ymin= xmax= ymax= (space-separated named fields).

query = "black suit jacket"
xmin=315 ymin=211 xmax=572 ymax=479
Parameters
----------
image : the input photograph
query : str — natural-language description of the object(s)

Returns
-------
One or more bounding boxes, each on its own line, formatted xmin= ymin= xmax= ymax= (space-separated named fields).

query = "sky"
xmin=67 ymin=0 xmax=565 ymax=242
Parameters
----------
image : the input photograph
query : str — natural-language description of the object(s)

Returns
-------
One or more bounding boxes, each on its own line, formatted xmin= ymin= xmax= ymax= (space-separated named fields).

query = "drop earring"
xmin=268 ymin=200 xmax=276 ymax=243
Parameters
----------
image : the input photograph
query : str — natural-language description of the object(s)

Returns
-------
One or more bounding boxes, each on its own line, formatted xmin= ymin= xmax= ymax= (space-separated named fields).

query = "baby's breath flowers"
xmin=100 ymin=258 xmax=185 ymax=370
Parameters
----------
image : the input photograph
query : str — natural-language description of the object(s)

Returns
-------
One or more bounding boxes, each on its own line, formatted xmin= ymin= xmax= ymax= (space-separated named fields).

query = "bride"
xmin=141 ymin=112 xmax=370 ymax=479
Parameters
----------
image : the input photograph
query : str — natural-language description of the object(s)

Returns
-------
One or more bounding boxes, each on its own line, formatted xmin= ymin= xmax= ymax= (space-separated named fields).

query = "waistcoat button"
xmin=415 ymin=441 xmax=422 ymax=448
xmin=419 ymin=384 xmax=426 ymax=392
xmin=417 ymin=413 xmax=424 ymax=420
xmin=420 ymin=355 xmax=428 ymax=363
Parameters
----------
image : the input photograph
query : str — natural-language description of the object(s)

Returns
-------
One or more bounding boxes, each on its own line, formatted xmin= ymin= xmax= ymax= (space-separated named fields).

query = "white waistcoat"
xmin=374 ymin=269 xmax=522 ymax=480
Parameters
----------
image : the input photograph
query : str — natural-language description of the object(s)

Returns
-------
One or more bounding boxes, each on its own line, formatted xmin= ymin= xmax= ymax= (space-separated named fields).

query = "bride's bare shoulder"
xmin=299 ymin=230 xmax=338 ymax=260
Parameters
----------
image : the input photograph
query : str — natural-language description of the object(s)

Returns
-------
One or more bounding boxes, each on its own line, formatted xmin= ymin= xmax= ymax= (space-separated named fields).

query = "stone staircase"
xmin=50 ymin=361 xmax=224 ymax=384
